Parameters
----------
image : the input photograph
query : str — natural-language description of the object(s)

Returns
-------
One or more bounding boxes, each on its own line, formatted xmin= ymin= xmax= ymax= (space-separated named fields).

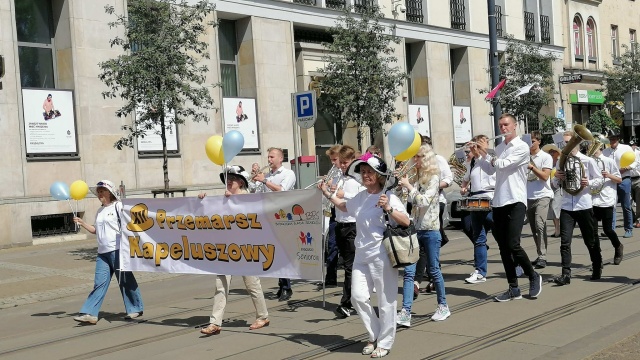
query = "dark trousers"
xmin=336 ymin=222 xmax=356 ymax=308
xmin=492 ymin=202 xmax=535 ymax=288
xmin=439 ymin=202 xmax=450 ymax=244
xmin=559 ymin=208 xmax=602 ymax=275
xmin=325 ymin=220 xmax=338 ymax=284
xmin=593 ymin=206 xmax=621 ymax=249
xmin=278 ymin=278 xmax=291 ymax=290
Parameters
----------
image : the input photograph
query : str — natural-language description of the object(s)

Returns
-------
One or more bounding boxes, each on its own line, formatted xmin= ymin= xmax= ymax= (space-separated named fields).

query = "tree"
xmin=481 ymin=35 xmax=557 ymax=130
xmin=318 ymin=6 xmax=406 ymax=150
xmin=99 ymin=0 xmax=216 ymax=191
xmin=586 ymin=109 xmax=618 ymax=136
xmin=602 ymin=43 xmax=640 ymax=103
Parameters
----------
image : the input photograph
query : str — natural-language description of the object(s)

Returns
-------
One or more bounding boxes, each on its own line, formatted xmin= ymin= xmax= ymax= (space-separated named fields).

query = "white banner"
xmin=453 ymin=106 xmax=472 ymax=143
xmin=22 ymin=88 xmax=77 ymax=154
xmin=135 ymin=106 xmax=178 ymax=152
xmin=222 ymin=97 xmax=260 ymax=150
xmin=408 ymin=104 xmax=430 ymax=137
xmin=119 ymin=189 xmax=323 ymax=280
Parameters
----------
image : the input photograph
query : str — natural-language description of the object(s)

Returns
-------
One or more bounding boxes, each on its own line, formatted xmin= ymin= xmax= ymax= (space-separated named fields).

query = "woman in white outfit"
xmin=199 ymin=166 xmax=270 ymax=335
xmin=322 ymin=153 xmax=409 ymax=358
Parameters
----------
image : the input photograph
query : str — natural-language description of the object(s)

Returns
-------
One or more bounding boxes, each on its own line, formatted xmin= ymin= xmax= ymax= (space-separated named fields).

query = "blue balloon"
xmin=222 ymin=130 xmax=245 ymax=163
xmin=50 ymin=181 xmax=70 ymax=200
xmin=388 ymin=122 xmax=416 ymax=156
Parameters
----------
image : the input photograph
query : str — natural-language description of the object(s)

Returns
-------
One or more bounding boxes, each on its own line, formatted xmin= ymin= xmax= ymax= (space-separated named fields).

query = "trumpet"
xmin=252 ymin=165 xmax=270 ymax=177
xmin=322 ymin=165 xmax=343 ymax=217
xmin=459 ymin=132 xmax=513 ymax=151
xmin=394 ymin=160 xmax=418 ymax=203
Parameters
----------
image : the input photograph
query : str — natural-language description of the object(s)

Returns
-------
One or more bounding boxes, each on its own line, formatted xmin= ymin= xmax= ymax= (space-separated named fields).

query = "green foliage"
xmin=540 ymin=115 xmax=564 ymax=145
xmin=602 ymin=43 xmax=640 ymax=102
xmin=99 ymin=0 xmax=216 ymax=189
xmin=318 ymin=6 xmax=407 ymax=148
xmin=586 ymin=109 xmax=619 ymax=136
xmin=481 ymin=35 xmax=557 ymax=125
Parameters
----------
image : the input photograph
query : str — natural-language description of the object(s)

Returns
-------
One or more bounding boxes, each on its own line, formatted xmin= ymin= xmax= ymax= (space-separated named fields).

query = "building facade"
xmin=0 ymin=0 xmax=564 ymax=247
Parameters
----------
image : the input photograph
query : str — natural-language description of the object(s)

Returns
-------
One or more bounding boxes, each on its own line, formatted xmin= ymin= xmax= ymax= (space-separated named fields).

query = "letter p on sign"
xmin=293 ymin=91 xmax=317 ymax=129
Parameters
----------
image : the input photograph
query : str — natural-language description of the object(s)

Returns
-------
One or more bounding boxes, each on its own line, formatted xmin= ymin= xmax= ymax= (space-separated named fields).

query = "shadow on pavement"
xmin=68 ymin=247 xmax=98 ymax=262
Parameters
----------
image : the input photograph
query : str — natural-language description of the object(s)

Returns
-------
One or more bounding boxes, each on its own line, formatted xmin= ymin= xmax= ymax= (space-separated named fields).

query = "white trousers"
xmin=209 ymin=275 xmax=269 ymax=325
xmin=351 ymin=254 xmax=398 ymax=350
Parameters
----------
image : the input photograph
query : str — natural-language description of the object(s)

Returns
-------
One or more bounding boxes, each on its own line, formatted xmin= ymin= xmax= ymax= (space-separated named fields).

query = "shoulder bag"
xmin=382 ymin=212 xmax=419 ymax=268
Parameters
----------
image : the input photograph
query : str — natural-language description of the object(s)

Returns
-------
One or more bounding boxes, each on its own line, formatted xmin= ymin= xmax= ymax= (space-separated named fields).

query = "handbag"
xmin=382 ymin=213 xmax=419 ymax=268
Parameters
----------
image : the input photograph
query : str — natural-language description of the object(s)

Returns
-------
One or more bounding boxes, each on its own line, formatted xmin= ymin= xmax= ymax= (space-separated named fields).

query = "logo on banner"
xmin=297 ymin=230 xmax=319 ymax=264
xmin=274 ymin=204 xmax=321 ymax=226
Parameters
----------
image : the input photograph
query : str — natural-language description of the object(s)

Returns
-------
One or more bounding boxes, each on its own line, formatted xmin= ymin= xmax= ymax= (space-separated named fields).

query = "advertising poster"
xmin=120 ymin=189 xmax=323 ymax=280
xmin=222 ymin=97 xmax=260 ymax=151
xmin=408 ymin=104 xmax=430 ymax=137
xmin=452 ymin=106 xmax=472 ymax=143
xmin=22 ymin=88 xmax=77 ymax=155
xmin=135 ymin=106 xmax=178 ymax=152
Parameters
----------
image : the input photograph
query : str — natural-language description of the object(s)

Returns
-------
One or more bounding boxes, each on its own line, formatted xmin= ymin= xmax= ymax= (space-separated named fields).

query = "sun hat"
xmin=89 ymin=180 xmax=120 ymax=200
xmin=347 ymin=152 xmax=389 ymax=179
xmin=541 ymin=144 xmax=561 ymax=154
xmin=606 ymin=129 xmax=621 ymax=138
xmin=219 ymin=165 xmax=250 ymax=189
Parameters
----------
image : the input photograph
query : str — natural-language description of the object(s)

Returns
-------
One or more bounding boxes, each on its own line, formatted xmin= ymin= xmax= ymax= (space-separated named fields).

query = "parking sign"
xmin=293 ymin=91 xmax=317 ymax=129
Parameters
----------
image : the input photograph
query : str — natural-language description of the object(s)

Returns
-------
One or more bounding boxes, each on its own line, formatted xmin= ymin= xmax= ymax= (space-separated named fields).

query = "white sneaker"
xmin=396 ymin=308 xmax=411 ymax=327
xmin=431 ymin=304 xmax=451 ymax=322
xmin=465 ymin=270 xmax=486 ymax=284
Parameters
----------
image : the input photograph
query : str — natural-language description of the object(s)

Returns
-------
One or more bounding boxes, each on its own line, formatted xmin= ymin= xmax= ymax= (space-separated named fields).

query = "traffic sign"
xmin=293 ymin=91 xmax=317 ymax=129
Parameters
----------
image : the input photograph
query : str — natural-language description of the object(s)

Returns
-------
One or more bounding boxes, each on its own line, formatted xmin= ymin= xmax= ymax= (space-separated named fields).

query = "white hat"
xmin=347 ymin=152 xmax=389 ymax=178
xmin=90 ymin=180 xmax=120 ymax=200
xmin=220 ymin=165 xmax=250 ymax=189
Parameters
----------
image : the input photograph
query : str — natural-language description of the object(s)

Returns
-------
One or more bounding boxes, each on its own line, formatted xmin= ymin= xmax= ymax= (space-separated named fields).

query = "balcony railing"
xmin=450 ymin=0 xmax=466 ymax=30
xmin=495 ymin=5 xmax=503 ymax=37
xmin=524 ymin=11 xmax=535 ymax=41
xmin=325 ymin=0 xmax=346 ymax=9
xmin=406 ymin=0 xmax=424 ymax=24
xmin=353 ymin=0 xmax=375 ymax=12
xmin=540 ymin=14 xmax=550 ymax=44
xmin=293 ymin=0 xmax=317 ymax=5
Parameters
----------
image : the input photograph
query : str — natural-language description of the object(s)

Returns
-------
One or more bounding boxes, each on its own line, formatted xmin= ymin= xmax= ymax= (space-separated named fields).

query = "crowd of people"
xmin=71 ymin=114 xmax=640 ymax=358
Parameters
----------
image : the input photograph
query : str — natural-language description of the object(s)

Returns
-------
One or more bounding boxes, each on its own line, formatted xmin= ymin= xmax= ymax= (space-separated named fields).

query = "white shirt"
xmin=630 ymin=149 xmax=640 ymax=177
xmin=261 ymin=166 xmax=296 ymax=192
xmin=593 ymin=155 xmax=620 ymax=208
xmin=557 ymin=152 xmax=603 ymax=211
xmin=436 ymin=154 xmax=452 ymax=204
xmin=345 ymin=190 xmax=407 ymax=262
xmin=477 ymin=136 xmax=529 ymax=208
xmin=95 ymin=202 xmax=122 ymax=254
xmin=463 ymin=157 xmax=495 ymax=198
xmin=335 ymin=176 xmax=365 ymax=223
xmin=603 ymin=143 xmax=637 ymax=178
xmin=527 ymin=150 xmax=554 ymax=200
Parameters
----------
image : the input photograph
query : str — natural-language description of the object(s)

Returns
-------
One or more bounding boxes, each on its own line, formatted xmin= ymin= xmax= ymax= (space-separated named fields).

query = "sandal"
xmin=200 ymin=324 xmax=221 ymax=335
xmin=370 ymin=347 xmax=390 ymax=358
xmin=362 ymin=342 xmax=376 ymax=355
xmin=249 ymin=318 xmax=270 ymax=330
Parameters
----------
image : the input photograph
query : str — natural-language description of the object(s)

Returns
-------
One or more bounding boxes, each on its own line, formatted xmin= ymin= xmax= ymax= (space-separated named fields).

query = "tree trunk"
xmin=357 ymin=127 xmax=363 ymax=153
xmin=161 ymin=109 xmax=169 ymax=195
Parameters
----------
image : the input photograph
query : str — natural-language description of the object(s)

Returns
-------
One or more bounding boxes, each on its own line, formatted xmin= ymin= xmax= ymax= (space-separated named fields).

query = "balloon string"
xmin=66 ymin=199 xmax=78 ymax=232
xmin=224 ymin=162 xmax=228 ymax=188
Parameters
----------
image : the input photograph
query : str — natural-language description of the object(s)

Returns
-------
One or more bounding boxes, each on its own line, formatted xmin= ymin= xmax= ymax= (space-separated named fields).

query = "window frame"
xmin=612 ymin=25 xmax=620 ymax=59
xmin=15 ymin=0 xmax=57 ymax=89
xmin=586 ymin=18 xmax=597 ymax=62
xmin=573 ymin=16 xmax=584 ymax=59
xmin=217 ymin=19 xmax=240 ymax=97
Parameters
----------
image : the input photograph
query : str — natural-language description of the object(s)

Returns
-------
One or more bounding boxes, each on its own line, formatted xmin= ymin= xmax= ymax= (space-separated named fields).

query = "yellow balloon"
xmin=551 ymin=169 xmax=557 ymax=179
xmin=205 ymin=135 xmax=225 ymax=165
xmin=70 ymin=180 xmax=89 ymax=200
xmin=395 ymin=131 xmax=421 ymax=161
xmin=620 ymin=150 xmax=636 ymax=168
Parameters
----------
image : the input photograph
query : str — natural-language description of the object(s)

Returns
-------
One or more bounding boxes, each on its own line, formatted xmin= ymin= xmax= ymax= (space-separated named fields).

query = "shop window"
xmin=218 ymin=20 xmax=238 ymax=97
xmin=15 ymin=0 xmax=55 ymax=88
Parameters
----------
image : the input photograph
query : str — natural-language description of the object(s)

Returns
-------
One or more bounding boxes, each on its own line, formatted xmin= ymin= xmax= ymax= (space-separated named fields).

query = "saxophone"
xmin=448 ymin=153 xmax=467 ymax=186
xmin=586 ymin=138 xmax=605 ymax=195
xmin=322 ymin=165 xmax=342 ymax=217
xmin=558 ymin=125 xmax=594 ymax=196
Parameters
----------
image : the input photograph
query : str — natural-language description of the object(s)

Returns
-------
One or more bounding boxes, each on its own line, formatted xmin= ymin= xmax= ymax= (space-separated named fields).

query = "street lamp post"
xmin=487 ymin=0 xmax=502 ymax=144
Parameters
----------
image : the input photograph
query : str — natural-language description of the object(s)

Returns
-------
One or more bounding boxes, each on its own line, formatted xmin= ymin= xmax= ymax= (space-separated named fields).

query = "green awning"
xmin=569 ymin=90 xmax=605 ymax=104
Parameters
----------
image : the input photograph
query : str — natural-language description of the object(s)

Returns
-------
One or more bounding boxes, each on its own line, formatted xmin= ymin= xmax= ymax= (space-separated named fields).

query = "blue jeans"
xmin=401 ymin=262 xmax=416 ymax=312
xmin=470 ymin=211 xmax=493 ymax=276
xmin=614 ymin=178 xmax=633 ymax=232
xmin=80 ymin=250 xmax=144 ymax=316
xmin=418 ymin=230 xmax=447 ymax=306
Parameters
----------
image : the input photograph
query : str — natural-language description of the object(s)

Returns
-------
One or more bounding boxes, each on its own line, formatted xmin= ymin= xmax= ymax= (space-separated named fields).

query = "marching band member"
xmin=474 ymin=113 xmax=542 ymax=302
xmin=629 ymin=139 xmax=640 ymax=228
xmin=603 ymin=130 xmax=636 ymax=238
xmin=526 ymin=131 xmax=554 ymax=269
xmin=321 ymin=145 xmax=342 ymax=290
xmin=199 ymin=166 xmax=270 ymax=335
xmin=542 ymin=144 xmax=562 ymax=238
xmin=592 ymin=144 xmax=624 ymax=265
xmin=551 ymin=131 xmax=604 ymax=285
xmin=329 ymin=145 xmax=365 ymax=318
xmin=462 ymin=135 xmax=496 ymax=285
xmin=252 ymin=147 xmax=296 ymax=301
xmin=323 ymin=153 xmax=409 ymax=358
xmin=396 ymin=144 xmax=451 ymax=329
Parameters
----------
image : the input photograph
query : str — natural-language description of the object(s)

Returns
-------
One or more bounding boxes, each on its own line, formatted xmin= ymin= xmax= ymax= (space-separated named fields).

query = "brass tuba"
xmin=557 ymin=125 xmax=594 ymax=196
xmin=448 ymin=153 xmax=467 ymax=186
xmin=586 ymin=138 xmax=606 ymax=195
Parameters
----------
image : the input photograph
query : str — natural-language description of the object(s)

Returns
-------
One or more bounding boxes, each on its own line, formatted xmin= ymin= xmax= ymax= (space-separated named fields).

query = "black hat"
xmin=347 ymin=153 xmax=389 ymax=178
xmin=606 ymin=129 xmax=621 ymax=138
xmin=219 ymin=165 xmax=250 ymax=188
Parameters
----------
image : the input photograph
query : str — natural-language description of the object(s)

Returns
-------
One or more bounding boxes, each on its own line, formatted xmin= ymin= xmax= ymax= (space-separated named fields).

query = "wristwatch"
xmin=384 ymin=208 xmax=394 ymax=215
xmin=262 ymin=179 xmax=268 ymax=184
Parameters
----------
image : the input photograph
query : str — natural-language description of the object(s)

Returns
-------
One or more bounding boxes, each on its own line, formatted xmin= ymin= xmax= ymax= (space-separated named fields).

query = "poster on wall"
xmin=452 ymin=106 xmax=472 ymax=143
xmin=21 ymin=88 xmax=78 ymax=155
xmin=408 ymin=104 xmax=430 ymax=137
xmin=222 ymin=97 xmax=260 ymax=151
xmin=135 ymin=106 xmax=179 ymax=152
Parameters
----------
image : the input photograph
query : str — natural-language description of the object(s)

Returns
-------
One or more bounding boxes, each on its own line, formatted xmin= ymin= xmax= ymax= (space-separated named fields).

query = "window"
xmin=540 ymin=15 xmax=550 ymax=44
xmin=15 ymin=0 xmax=55 ymax=88
xmin=612 ymin=25 xmax=620 ymax=59
xmin=573 ymin=16 xmax=583 ymax=57
xmin=631 ymin=29 xmax=637 ymax=48
xmin=406 ymin=0 xmax=424 ymax=24
xmin=587 ymin=18 xmax=597 ymax=59
xmin=524 ymin=11 xmax=535 ymax=42
xmin=218 ymin=20 xmax=238 ymax=97
xmin=450 ymin=0 xmax=466 ymax=30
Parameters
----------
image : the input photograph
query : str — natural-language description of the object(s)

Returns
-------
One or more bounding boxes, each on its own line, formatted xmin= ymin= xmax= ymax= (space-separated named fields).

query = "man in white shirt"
xmin=592 ymin=144 xmax=624 ymax=265
xmin=526 ymin=131 xmax=554 ymax=269
xmin=603 ymin=130 xmax=636 ymax=237
xmin=252 ymin=147 xmax=296 ymax=301
xmin=475 ymin=113 xmax=542 ymax=302
xmin=552 ymin=131 xmax=604 ymax=285
xmin=629 ymin=139 xmax=640 ymax=228
xmin=329 ymin=145 xmax=365 ymax=318
xmin=462 ymin=135 xmax=496 ymax=285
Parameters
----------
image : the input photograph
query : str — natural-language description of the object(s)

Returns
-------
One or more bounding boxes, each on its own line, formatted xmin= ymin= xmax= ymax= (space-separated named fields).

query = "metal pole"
xmin=488 ymin=0 xmax=503 ymax=145
xmin=291 ymin=94 xmax=302 ymax=189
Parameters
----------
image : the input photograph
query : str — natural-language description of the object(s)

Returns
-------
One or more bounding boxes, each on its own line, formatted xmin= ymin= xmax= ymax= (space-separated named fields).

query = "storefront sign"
xmin=570 ymin=90 xmax=605 ymax=104
xmin=559 ymin=74 xmax=583 ymax=84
